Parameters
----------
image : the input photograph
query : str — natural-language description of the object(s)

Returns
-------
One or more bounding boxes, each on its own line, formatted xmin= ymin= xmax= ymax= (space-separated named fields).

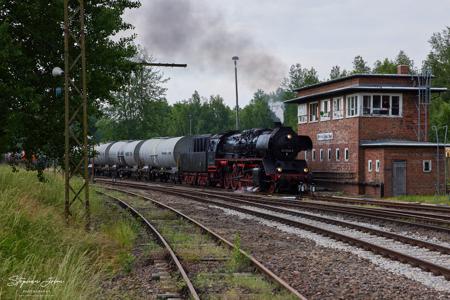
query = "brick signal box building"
xmin=285 ymin=66 xmax=448 ymax=197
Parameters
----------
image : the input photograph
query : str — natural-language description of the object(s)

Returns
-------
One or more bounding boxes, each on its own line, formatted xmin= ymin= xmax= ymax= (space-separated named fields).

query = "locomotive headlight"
xmin=303 ymin=168 xmax=309 ymax=173
xmin=287 ymin=134 xmax=292 ymax=139
xmin=276 ymin=167 xmax=283 ymax=173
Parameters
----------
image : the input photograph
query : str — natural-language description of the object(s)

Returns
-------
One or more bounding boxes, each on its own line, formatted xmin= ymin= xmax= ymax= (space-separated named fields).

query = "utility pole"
xmin=63 ymin=0 xmax=90 ymax=229
xmin=232 ymin=56 xmax=239 ymax=130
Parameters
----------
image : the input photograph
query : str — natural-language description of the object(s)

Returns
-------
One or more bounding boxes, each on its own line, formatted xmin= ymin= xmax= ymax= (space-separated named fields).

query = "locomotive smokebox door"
xmin=252 ymin=168 xmax=262 ymax=186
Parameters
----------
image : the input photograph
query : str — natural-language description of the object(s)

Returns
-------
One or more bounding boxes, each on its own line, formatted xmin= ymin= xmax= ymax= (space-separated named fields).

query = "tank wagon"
xmin=92 ymin=125 xmax=313 ymax=193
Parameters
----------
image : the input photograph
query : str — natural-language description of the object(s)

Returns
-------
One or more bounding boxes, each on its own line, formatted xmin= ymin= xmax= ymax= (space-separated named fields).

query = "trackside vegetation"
xmin=0 ymin=165 xmax=139 ymax=299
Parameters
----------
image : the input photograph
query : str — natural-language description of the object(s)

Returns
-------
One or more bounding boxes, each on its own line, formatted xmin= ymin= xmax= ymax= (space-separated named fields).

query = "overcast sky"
xmin=123 ymin=0 xmax=450 ymax=107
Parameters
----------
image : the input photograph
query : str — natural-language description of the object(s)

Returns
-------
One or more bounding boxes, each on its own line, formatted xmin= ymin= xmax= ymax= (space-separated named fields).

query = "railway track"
xmin=97 ymin=187 xmax=306 ymax=299
xmin=95 ymin=178 xmax=450 ymax=233
xmin=309 ymin=195 xmax=450 ymax=214
xmin=96 ymin=179 xmax=450 ymax=280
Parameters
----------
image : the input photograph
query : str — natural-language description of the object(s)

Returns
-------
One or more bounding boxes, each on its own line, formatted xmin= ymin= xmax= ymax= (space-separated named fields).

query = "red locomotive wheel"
xmin=224 ymin=173 xmax=232 ymax=189
xmin=266 ymin=182 xmax=277 ymax=194
xmin=231 ymin=168 xmax=241 ymax=190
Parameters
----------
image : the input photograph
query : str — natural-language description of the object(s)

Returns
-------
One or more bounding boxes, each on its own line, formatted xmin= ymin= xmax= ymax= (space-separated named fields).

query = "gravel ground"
xmin=134 ymin=188 xmax=450 ymax=300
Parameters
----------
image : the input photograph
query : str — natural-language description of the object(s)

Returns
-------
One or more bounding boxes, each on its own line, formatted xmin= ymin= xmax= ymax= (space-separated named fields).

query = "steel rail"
xmin=98 ymin=181 xmax=450 ymax=280
xmin=94 ymin=178 xmax=450 ymax=233
xmin=98 ymin=186 xmax=306 ymax=300
xmin=172 ymin=189 xmax=450 ymax=255
xmin=97 ymin=191 xmax=200 ymax=300
xmin=312 ymin=195 xmax=450 ymax=214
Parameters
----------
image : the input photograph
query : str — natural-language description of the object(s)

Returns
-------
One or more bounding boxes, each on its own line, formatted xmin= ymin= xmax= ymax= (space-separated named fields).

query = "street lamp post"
xmin=232 ymin=56 xmax=239 ymax=130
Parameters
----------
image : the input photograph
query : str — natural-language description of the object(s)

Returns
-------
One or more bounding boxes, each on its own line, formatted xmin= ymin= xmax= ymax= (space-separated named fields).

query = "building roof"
xmin=360 ymin=140 xmax=450 ymax=148
xmin=292 ymin=73 xmax=435 ymax=92
xmin=284 ymin=85 xmax=447 ymax=104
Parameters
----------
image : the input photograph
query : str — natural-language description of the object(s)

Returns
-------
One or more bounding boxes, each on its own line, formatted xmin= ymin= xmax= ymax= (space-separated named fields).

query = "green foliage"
xmin=373 ymin=58 xmax=397 ymax=74
xmin=351 ymin=55 xmax=371 ymax=74
xmin=240 ymin=90 xmax=278 ymax=129
xmin=0 ymin=0 xmax=140 ymax=168
xmin=373 ymin=51 xmax=415 ymax=74
xmin=329 ymin=65 xmax=348 ymax=80
xmin=281 ymin=63 xmax=320 ymax=130
xmin=227 ymin=234 xmax=250 ymax=272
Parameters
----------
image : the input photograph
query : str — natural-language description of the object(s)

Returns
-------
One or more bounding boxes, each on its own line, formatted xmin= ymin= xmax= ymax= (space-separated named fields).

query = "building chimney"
xmin=397 ymin=65 xmax=410 ymax=75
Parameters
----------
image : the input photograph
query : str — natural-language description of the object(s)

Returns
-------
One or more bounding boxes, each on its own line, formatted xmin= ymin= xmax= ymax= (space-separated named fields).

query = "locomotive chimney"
xmin=397 ymin=65 xmax=410 ymax=75
xmin=273 ymin=121 xmax=282 ymax=128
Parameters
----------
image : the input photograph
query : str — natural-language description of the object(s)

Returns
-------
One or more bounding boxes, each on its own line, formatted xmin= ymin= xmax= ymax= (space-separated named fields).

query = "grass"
xmin=386 ymin=194 xmax=450 ymax=205
xmin=0 ymin=165 xmax=140 ymax=299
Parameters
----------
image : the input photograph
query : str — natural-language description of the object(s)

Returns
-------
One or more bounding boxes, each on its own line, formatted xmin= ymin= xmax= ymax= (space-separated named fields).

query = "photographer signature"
xmin=7 ymin=275 xmax=64 ymax=288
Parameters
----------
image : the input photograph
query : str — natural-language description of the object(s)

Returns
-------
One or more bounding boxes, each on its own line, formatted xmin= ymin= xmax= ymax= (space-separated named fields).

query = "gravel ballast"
xmin=130 ymin=188 xmax=450 ymax=300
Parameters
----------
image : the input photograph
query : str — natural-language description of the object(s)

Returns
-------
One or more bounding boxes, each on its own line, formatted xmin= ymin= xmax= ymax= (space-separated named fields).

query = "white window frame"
xmin=344 ymin=148 xmax=349 ymax=161
xmin=375 ymin=160 xmax=380 ymax=172
xmin=309 ymin=102 xmax=319 ymax=122
xmin=368 ymin=160 xmax=373 ymax=172
xmin=327 ymin=148 xmax=332 ymax=160
xmin=320 ymin=99 xmax=331 ymax=121
xmin=346 ymin=94 xmax=359 ymax=117
xmin=423 ymin=160 xmax=432 ymax=172
xmin=360 ymin=93 xmax=403 ymax=117
xmin=320 ymin=149 xmax=324 ymax=161
xmin=312 ymin=149 xmax=316 ymax=161
xmin=336 ymin=148 xmax=340 ymax=161
xmin=332 ymin=97 xmax=344 ymax=119
xmin=298 ymin=103 xmax=308 ymax=124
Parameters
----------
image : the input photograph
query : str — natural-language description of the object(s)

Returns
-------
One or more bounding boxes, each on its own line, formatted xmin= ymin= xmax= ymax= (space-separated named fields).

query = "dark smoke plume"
xmin=129 ymin=0 xmax=286 ymax=91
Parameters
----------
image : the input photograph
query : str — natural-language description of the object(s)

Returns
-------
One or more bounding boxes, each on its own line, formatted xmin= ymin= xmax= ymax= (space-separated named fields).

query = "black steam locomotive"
xmin=179 ymin=125 xmax=313 ymax=192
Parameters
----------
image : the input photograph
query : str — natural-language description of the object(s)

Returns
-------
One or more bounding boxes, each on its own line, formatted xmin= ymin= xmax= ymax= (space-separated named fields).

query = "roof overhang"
xmin=292 ymin=73 xmax=437 ymax=92
xmin=360 ymin=140 xmax=450 ymax=148
xmin=285 ymin=86 xmax=448 ymax=104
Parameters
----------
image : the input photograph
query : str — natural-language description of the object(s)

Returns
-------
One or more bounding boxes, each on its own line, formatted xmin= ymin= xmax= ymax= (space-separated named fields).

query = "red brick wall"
xmin=359 ymin=93 xmax=428 ymax=141
xmin=381 ymin=147 xmax=446 ymax=196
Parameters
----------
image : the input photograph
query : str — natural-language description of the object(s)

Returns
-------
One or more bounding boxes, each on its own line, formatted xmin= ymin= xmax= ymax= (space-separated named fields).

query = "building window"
xmin=336 ymin=148 xmax=340 ymax=161
xmin=346 ymin=95 xmax=358 ymax=117
xmin=327 ymin=148 xmax=332 ymax=160
xmin=423 ymin=160 xmax=432 ymax=172
xmin=333 ymin=97 xmax=344 ymax=119
xmin=391 ymin=96 xmax=400 ymax=116
xmin=375 ymin=160 xmax=380 ymax=172
xmin=312 ymin=149 xmax=316 ymax=161
xmin=361 ymin=94 xmax=402 ymax=116
xmin=298 ymin=103 xmax=307 ymax=124
xmin=320 ymin=99 xmax=331 ymax=120
xmin=320 ymin=149 xmax=324 ymax=161
xmin=368 ymin=160 xmax=373 ymax=172
xmin=309 ymin=102 xmax=319 ymax=122
xmin=344 ymin=148 xmax=349 ymax=161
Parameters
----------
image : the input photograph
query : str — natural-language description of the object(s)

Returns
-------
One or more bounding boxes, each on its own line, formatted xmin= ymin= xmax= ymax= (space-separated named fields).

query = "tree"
xmin=0 ymin=0 xmax=140 ymax=176
xmin=100 ymin=47 xmax=169 ymax=140
xmin=329 ymin=65 xmax=348 ymax=80
xmin=425 ymin=27 xmax=450 ymax=141
xmin=240 ymin=90 xmax=277 ymax=129
xmin=395 ymin=50 xmax=415 ymax=72
xmin=373 ymin=58 xmax=397 ymax=74
xmin=351 ymin=55 xmax=371 ymax=74
xmin=281 ymin=63 xmax=320 ymax=130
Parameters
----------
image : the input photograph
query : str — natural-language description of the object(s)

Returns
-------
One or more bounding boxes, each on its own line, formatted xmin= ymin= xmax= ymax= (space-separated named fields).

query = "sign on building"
xmin=317 ymin=132 xmax=333 ymax=141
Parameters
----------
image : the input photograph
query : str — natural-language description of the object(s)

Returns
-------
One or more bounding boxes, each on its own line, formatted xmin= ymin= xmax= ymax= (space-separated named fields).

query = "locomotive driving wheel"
xmin=231 ymin=166 xmax=241 ymax=190
xmin=266 ymin=182 xmax=277 ymax=194
xmin=224 ymin=172 xmax=232 ymax=189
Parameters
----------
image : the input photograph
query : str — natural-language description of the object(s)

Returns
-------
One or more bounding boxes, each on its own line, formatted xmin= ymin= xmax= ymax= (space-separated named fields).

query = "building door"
xmin=392 ymin=161 xmax=406 ymax=196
